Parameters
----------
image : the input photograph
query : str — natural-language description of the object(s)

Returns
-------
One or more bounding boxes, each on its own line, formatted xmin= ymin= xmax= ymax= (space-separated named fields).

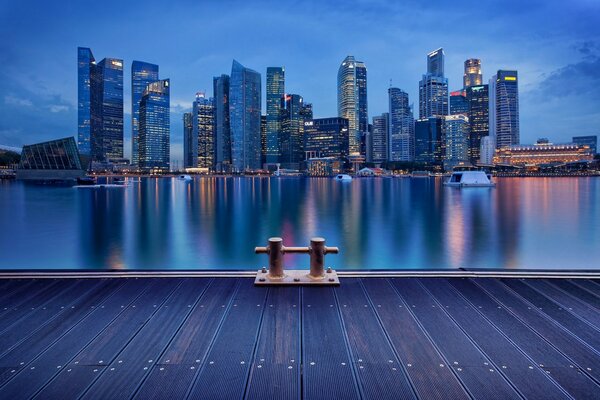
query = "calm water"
xmin=1 ymin=176 xmax=599 ymax=270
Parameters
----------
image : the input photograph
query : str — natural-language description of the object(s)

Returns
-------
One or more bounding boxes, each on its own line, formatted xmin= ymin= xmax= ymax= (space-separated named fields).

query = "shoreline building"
xmin=490 ymin=70 xmax=519 ymax=148
xmin=419 ymin=48 xmax=448 ymax=119
xmin=183 ymin=112 xmax=194 ymax=168
xmin=139 ymin=79 xmax=170 ymax=172
xmin=261 ymin=115 xmax=267 ymax=167
xmin=266 ymin=67 xmax=285 ymax=165
xmin=337 ymin=56 xmax=368 ymax=156
xmin=193 ymin=93 xmax=215 ymax=170
xmin=213 ymin=74 xmax=231 ymax=172
xmin=572 ymin=136 xmax=597 ymax=155
xmin=466 ymin=84 xmax=489 ymax=163
xmin=16 ymin=137 xmax=85 ymax=181
xmin=414 ymin=117 xmax=444 ymax=165
xmin=444 ymin=114 xmax=470 ymax=170
xmin=463 ymin=59 xmax=482 ymax=88
xmin=370 ymin=113 xmax=388 ymax=164
xmin=77 ymin=47 xmax=95 ymax=155
xmin=304 ymin=117 xmax=349 ymax=162
xmin=280 ymin=94 xmax=312 ymax=170
xmin=131 ymin=61 xmax=159 ymax=168
xmin=494 ymin=140 xmax=594 ymax=167
xmin=229 ymin=60 xmax=261 ymax=172
xmin=388 ymin=87 xmax=414 ymax=162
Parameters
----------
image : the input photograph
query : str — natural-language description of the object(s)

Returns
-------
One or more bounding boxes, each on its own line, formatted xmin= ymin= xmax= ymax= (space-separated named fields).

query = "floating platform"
xmin=0 ymin=272 xmax=599 ymax=399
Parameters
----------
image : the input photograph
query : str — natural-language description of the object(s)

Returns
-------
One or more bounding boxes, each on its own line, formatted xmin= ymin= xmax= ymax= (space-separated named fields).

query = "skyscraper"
xmin=466 ymin=84 xmax=489 ymax=163
xmin=463 ymin=59 xmax=482 ymax=88
xmin=131 ymin=61 xmax=159 ymax=167
xmin=266 ymin=67 xmax=284 ymax=164
xmin=337 ymin=56 xmax=368 ymax=155
xmin=183 ymin=112 xmax=194 ymax=168
xmin=491 ymin=70 xmax=520 ymax=148
xmin=229 ymin=60 xmax=261 ymax=172
xmin=213 ymin=74 xmax=231 ymax=172
xmin=304 ymin=117 xmax=349 ymax=160
xmin=388 ymin=87 xmax=414 ymax=162
xmin=280 ymin=94 xmax=312 ymax=170
xmin=193 ymin=93 xmax=215 ymax=170
xmin=449 ymin=90 xmax=468 ymax=115
xmin=444 ymin=114 xmax=469 ymax=169
xmin=370 ymin=113 xmax=388 ymax=164
xmin=91 ymin=58 xmax=124 ymax=163
xmin=138 ymin=79 xmax=170 ymax=171
xmin=414 ymin=117 xmax=444 ymax=165
xmin=77 ymin=47 xmax=95 ymax=155
xmin=419 ymin=48 xmax=448 ymax=119
xmin=261 ymin=115 xmax=267 ymax=167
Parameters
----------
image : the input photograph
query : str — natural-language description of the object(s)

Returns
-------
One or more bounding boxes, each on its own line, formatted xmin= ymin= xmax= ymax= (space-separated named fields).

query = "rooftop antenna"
xmin=389 ymin=79 xmax=393 ymax=88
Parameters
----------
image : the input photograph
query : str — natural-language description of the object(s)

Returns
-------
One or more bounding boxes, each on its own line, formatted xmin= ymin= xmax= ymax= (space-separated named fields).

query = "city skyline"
xmin=1 ymin=1 xmax=599 ymax=166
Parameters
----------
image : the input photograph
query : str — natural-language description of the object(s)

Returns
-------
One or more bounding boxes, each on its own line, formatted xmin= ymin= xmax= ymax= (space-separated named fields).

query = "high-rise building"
xmin=337 ymin=56 xmax=368 ymax=155
xmin=388 ymin=88 xmax=414 ymax=162
xmin=305 ymin=117 xmax=349 ymax=161
xmin=183 ymin=112 xmax=194 ymax=168
xmin=444 ymin=114 xmax=470 ymax=169
xmin=480 ymin=135 xmax=495 ymax=164
xmin=414 ymin=117 xmax=444 ymax=165
xmin=131 ymin=61 xmax=159 ymax=167
xmin=77 ymin=47 xmax=95 ymax=155
xmin=229 ymin=60 xmax=261 ymax=172
xmin=370 ymin=113 xmax=388 ymax=164
xmin=572 ymin=136 xmax=597 ymax=155
xmin=138 ymin=79 xmax=170 ymax=171
xmin=491 ymin=70 xmax=519 ymax=148
xmin=213 ymin=74 xmax=231 ymax=172
xmin=193 ymin=93 xmax=215 ymax=170
xmin=419 ymin=48 xmax=448 ymax=119
xmin=449 ymin=90 xmax=468 ymax=115
xmin=266 ymin=67 xmax=284 ymax=164
xmin=280 ymin=94 xmax=312 ymax=169
xmin=463 ymin=59 xmax=482 ymax=88
xmin=261 ymin=115 xmax=267 ymax=167
xmin=466 ymin=84 xmax=489 ymax=163
xmin=91 ymin=58 xmax=124 ymax=163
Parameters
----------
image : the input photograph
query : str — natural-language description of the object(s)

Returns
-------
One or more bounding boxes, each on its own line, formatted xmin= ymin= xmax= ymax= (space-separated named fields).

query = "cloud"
xmin=4 ymin=95 xmax=32 ymax=107
xmin=49 ymin=105 xmax=69 ymax=113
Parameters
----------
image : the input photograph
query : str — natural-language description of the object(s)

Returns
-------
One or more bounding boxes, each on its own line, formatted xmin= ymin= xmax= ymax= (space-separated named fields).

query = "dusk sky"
xmin=1 ymin=0 xmax=599 ymax=164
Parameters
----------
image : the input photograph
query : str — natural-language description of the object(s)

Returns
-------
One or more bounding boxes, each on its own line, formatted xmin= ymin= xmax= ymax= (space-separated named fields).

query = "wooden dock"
xmin=0 ymin=275 xmax=600 ymax=399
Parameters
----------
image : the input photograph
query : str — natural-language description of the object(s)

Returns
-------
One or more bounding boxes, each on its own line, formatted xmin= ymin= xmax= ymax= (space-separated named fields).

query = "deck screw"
xmin=294 ymin=278 xmax=300 ymax=282
xmin=329 ymin=278 xmax=334 ymax=282
xmin=259 ymin=278 xmax=265 ymax=282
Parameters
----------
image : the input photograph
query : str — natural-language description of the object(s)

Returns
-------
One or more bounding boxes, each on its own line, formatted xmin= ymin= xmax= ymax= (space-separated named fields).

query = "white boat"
xmin=177 ymin=174 xmax=192 ymax=181
xmin=444 ymin=170 xmax=495 ymax=187
xmin=334 ymin=174 xmax=353 ymax=181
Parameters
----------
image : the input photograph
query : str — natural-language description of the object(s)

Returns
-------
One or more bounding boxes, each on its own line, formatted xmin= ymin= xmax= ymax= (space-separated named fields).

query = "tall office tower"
xmin=419 ymin=48 xmax=448 ymax=119
xmin=77 ymin=47 xmax=95 ymax=155
xmin=388 ymin=87 xmax=414 ymax=162
xmin=229 ymin=60 xmax=261 ymax=172
xmin=91 ymin=58 xmax=124 ymax=163
xmin=266 ymin=67 xmax=285 ymax=164
xmin=370 ymin=113 xmax=388 ymax=164
xmin=573 ymin=135 xmax=597 ymax=154
xmin=131 ymin=61 xmax=159 ymax=167
xmin=138 ymin=79 xmax=170 ymax=171
xmin=337 ymin=55 xmax=368 ymax=155
xmin=491 ymin=70 xmax=519 ymax=148
xmin=466 ymin=84 xmax=489 ymax=163
xmin=193 ymin=93 xmax=215 ymax=170
xmin=304 ymin=117 xmax=349 ymax=160
xmin=183 ymin=112 xmax=194 ymax=168
xmin=213 ymin=74 xmax=231 ymax=172
xmin=414 ymin=117 xmax=444 ymax=165
xmin=444 ymin=114 xmax=469 ymax=169
xmin=261 ymin=115 xmax=267 ymax=167
xmin=463 ymin=59 xmax=482 ymax=88
xmin=449 ymin=90 xmax=468 ymax=115
xmin=479 ymin=135 xmax=495 ymax=164
xmin=280 ymin=94 xmax=312 ymax=169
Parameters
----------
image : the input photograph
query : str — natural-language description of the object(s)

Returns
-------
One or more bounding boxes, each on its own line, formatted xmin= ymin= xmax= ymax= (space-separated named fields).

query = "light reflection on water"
xmin=0 ymin=176 xmax=598 ymax=270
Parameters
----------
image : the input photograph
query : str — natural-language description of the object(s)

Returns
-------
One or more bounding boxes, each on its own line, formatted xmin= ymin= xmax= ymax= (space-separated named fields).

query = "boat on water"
xmin=76 ymin=176 xmax=96 ymax=186
xmin=334 ymin=174 xmax=352 ymax=181
xmin=444 ymin=170 xmax=495 ymax=187
xmin=177 ymin=174 xmax=192 ymax=181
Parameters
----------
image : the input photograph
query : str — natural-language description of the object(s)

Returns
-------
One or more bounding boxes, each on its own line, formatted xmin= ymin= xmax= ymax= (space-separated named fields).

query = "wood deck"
xmin=0 ymin=276 xmax=600 ymax=399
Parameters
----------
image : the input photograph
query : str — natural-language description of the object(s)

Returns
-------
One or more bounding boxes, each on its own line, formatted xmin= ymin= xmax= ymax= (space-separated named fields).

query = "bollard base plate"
xmin=254 ymin=269 xmax=340 ymax=286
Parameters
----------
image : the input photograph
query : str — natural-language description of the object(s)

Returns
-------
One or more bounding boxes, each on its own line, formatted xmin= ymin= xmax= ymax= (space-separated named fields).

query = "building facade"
xmin=494 ymin=141 xmax=594 ymax=167
xmin=261 ymin=115 xmax=267 ymax=167
xmin=414 ymin=117 xmax=444 ymax=165
xmin=419 ymin=48 xmax=448 ymax=119
xmin=280 ymin=94 xmax=312 ymax=170
xmin=572 ymin=136 xmax=597 ymax=155
xmin=193 ymin=93 xmax=215 ymax=170
xmin=337 ymin=56 xmax=368 ymax=155
xmin=304 ymin=117 xmax=349 ymax=161
xmin=131 ymin=61 xmax=159 ymax=168
xmin=388 ymin=87 xmax=414 ymax=162
xmin=449 ymin=90 xmax=468 ymax=116
xmin=466 ymin=84 xmax=489 ymax=163
xmin=492 ymin=70 xmax=520 ymax=148
xmin=17 ymin=137 xmax=85 ymax=180
xmin=463 ymin=59 xmax=482 ymax=88
xmin=183 ymin=112 xmax=194 ymax=168
xmin=266 ymin=67 xmax=285 ymax=164
xmin=213 ymin=74 xmax=231 ymax=172
xmin=77 ymin=47 xmax=95 ymax=155
xmin=370 ymin=113 xmax=388 ymax=164
xmin=444 ymin=114 xmax=470 ymax=170
xmin=139 ymin=79 xmax=170 ymax=171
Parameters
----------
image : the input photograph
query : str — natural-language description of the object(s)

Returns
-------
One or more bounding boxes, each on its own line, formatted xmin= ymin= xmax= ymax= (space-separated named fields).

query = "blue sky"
xmin=1 ymin=0 xmax=599 ymax=164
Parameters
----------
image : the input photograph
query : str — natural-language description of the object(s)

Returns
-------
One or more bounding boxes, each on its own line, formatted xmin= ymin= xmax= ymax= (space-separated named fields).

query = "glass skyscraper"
xmin=463 ymin=59 xmax=482 ymax=88
xmin=414 ymin=117 xmax=444 ymax=165
xmin=266 ymin=67 xmax=285 ymax=164
xmin=466 ymin=84 xmax=489 ymax=163
xmin=261 ymin=115 xmax=267 ymax=167
xmin=419 ymin=48 xmax=448 ymax=119
xmin=139 ymin=79 xmax=170 ymax=171
xmin=388 ymin=87 xmax=414 ymax=162
xmin=229 ymin=60 xmax=261 ymax=172
xmin=337 ymin=56 xmax=368 ymax=156
xmin=492 ymin=70 xmax=520 ymax=148
xmin=304 ymin=117 xmax=349 ymax=160
xmin=213 ymin=74 xmax=231 ymax=172
xmin=449 ymin=90 xmax=469 ymax=115
xmin=91 ymin=58 xmax=124 ymax=163
xmin=370 ymin=113 xmax=388 ymax=164
xmin=77 ymin=47 xmax=95 ymax=155
xmin=280 ymin=94 xmax=312 ymax=169
xmin=444 ymin=114 xmax=470 ymax=169
xmin=183 ymin=112 xmax=194 ymax=168
xmin=131 ymin=61 xmax=159 ymax=168
xmin=193 ymin=93 xmax=215 ymax=170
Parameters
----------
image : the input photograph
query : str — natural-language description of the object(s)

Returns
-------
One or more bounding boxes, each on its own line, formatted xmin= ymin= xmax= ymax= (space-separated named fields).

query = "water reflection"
xmin=0 ymin=177 xmax=599 ymax=270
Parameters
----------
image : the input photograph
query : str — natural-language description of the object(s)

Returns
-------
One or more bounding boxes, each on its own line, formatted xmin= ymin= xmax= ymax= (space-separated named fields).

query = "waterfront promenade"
xmin=1 ymin=273 xmax=600 ymax=399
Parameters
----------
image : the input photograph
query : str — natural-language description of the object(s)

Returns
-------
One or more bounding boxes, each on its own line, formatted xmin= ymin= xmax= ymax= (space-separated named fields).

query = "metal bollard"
xmin=309 ymin=237 xmax=339 ymax=279
xmin=255 ymin=237 xmax=285 ymax=278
